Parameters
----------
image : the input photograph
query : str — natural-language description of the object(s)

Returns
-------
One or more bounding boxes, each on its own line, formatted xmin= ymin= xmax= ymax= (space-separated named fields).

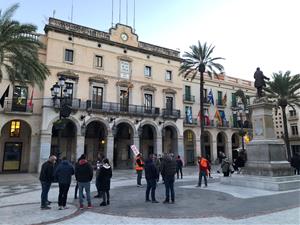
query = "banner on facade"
xmin=130 ymin=145 xmax=140 ymax=156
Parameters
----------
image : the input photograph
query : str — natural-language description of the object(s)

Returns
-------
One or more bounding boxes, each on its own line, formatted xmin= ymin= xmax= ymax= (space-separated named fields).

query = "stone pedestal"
xmin=242 ymin=99 xmax=293 ymax=176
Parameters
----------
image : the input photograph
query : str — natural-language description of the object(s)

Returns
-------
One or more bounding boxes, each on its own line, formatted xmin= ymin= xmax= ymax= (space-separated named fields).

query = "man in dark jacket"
xmin=39 ymin=155 xmax=57 ymax=210
xmin=161 ymin=153 xmax=177 ymax=203
xmin=144 ymin=154 xmax=159 ymax=203
xmin=254 ymin=67 xmax=269 ymax=98
xmin=75 ymin=154 xmax=93 ymax=209
xmin=54 ymin=157 xmax=74 ymax=210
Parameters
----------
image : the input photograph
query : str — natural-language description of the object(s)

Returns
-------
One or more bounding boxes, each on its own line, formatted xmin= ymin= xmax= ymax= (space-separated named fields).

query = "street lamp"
xmin=233 ymin=101 xmax=249 ymax=152
xmin=51 ymin=76 xmax=72 ymax=159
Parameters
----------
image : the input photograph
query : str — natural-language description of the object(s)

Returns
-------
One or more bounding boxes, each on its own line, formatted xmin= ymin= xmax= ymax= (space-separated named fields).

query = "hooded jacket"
xmin=144 ymin=159 xmax=159 ymax=180
xmin=75 ymin=159 xmax=93 ymax=182
xmin=96 ymin=163 xmax=112 ymax=191
xmin=54 ymin=160 xmax=74 ymax=184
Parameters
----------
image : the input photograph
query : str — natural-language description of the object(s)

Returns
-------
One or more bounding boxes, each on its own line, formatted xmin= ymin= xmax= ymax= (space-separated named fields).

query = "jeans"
xmin=146 ymin=179 xmax=157 ymax=201
xmin=78 ymin=182 xmax=91 ymax=205
xmin=176 ymin=167 xmax=183 ymax=179
xmin=58 ymin=183 xmax=70 ymax=207
xmin=198 ymin=170 xmax=207 ymax=186
xmin=41 ymin=181 xmax=51 ymax=207
xmin=136 ymin=170 xmax=143 ymax=185
xmin=164 ymin=176 xmax=175 ymax=202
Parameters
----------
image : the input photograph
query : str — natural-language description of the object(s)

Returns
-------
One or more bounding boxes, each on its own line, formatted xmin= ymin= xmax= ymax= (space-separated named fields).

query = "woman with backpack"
xmin=197 ymin=156 xmax=208 ymax=187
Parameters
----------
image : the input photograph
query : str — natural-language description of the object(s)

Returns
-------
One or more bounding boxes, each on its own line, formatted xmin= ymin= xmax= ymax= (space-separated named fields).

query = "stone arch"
xmin=140 ymin=119 xmax=159 ymax=137
xmin=46 ymin=115 xmax=81 ymax=136
xmin=115 ymin=118 xmax=137 ymax=136
xmin=85 ymin=116 xmax=110 ymax=136
xmin=183 ymin=129 xmax=196 ymax=165
xmin=216 ymin=131 xmax=229 ymax=158
xmin=0 ymin=119 xmax=32 ymax=173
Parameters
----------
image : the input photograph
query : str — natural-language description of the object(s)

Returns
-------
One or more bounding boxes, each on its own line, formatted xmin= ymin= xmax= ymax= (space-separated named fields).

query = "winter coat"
xmin=96 ymin=163 xmax=112 ymax=191
xmin=54 ymin=160 xmax=74 ymax=184
xmin=254 ymin=69 xmax=268 ymax=88
xmin=75 ymin=159 xmax=93 ymax=182
xmin=291 ymin=155 xmax=300 ymax=169
xmin=39 ymin=161 xmax=55 ymax=183
xmin=161 ymin=157 xmax=177 ymax=178
xmin=144 ymin=159 xmax=159 ymax=180
xmin=176 ymin=159 xmax=183 ymax=169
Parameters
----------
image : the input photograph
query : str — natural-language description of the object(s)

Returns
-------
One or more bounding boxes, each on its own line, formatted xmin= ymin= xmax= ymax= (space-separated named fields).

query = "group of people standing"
xmin=39 ymin=154 xmax=112 ymax=210
xmin=135 ymin=153 xmax=182 ymax=204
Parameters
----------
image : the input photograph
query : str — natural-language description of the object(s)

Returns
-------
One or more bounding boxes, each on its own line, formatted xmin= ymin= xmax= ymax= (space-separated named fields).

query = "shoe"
xmin=137 ymin=184 xmax=143 ymax=187
xmin=41 ymin=206 xmax=51 ymax=210
xmin=79 ymin=204 xmax=84 ymax=210
xmin=100 ymin=202 xmax=107 ymax=206
xmin=46 ymin=201 xmax=51 ymax=205
xmin=145 ymin=199 xmax=151 ymax=202
xmin=171 ymin=201 xmax=175 ymax=204
xmin=152 ymin=200 xmax=159 ymax=203
xmin=94 ymin=195 xmax=100 ymax=198
xmin=163 ymin=200 xmax=169 ymax=204
xmin=63 ymin=206 xmax=69 ymax=210
xmin=107 ymin=200 xmax=110 ymax=205
xmin=58 ymin=206 xmax=63 ymax=210
xmin=196 ymin=185 xmax=201 ymax=187
xmin=204 ymin=185 xmax=208 ymax=188
xmin=87 ymin=203 xmax=92 ymax=209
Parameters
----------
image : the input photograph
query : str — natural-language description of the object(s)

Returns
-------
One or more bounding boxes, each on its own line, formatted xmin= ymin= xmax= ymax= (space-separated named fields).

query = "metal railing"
xmin=85 ymin=100 xmax=160 ymax=117
xmin=183 ymin=94 xmax=195 ymax=102
xmin=183 ymin=118 xmax=198 ymax=125
xmin=162 ymin=108 xmax=181 ymax=119
xmin=2 ymin=100 xmax=33 ymax=113
xmin=53 ymin=98 xmax=81 ymax=109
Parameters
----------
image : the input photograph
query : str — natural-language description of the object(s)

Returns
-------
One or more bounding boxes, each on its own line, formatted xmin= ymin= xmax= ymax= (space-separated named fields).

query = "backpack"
xmin=200 ymin=159 xmax=207 ymax=168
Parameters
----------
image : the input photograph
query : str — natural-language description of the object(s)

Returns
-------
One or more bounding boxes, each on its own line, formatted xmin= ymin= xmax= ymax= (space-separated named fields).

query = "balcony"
xmin=288 ymin=113 xmax=299 ymax=121
xmin=183 ymin=118 xmax=198 ymax=126
xmin=183 ymin=94 xmax=195 ymax=103
xmin=2 ymin=100 xmax=33 ymax=115
xmin=53 ymin=98 xmax=81 ymax=110
xmin=162 ymin=108 xmax=180 ymax=120
xmin=85 ymin=100 xmax=160 ymax=118
xmin=204 ymin=120 xmax=215 ymax=128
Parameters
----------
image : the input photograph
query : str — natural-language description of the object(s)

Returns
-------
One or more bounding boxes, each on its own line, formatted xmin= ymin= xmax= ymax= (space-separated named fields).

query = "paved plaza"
xmin=0 ymin=167 xmax=299 ymax=225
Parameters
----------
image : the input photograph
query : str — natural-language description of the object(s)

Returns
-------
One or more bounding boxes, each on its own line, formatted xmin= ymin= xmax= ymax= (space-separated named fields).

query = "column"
xmin=211 ymin=135 xmax=218 ymax=163
xmin=76 ymin=135 xmax=85 ymax=160
xmin=227 ymin=141 xmax=233 ymax=162
xmin=156 ymin=136 xmax=163 ymax=156
xmin=133 ymin=135 xmax=140 ymax=151
xmin=177 ymin=136 xmax=184 ymax=165
xmin=106 ymin=135 xmax=114 ymax=168
xmin=195 ymin=138 xmax=201 ymax=157
xmin=38 ymin=132 xmax=52 ymax=173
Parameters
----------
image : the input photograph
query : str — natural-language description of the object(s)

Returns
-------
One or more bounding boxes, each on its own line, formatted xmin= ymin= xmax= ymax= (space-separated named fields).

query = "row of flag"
xmin=186 ymin=106 xmax=227 ymax=126
xmin=0 ymin=85 xmax=34 ymax=108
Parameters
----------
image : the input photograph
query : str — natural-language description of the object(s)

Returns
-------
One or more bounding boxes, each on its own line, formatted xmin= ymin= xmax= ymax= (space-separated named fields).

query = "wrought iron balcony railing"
xmin=85 ymin=100 xmax=160 ymax=117
xmin=2 ymin=100 xmax=33 ymax=114
xmin=52 ymin=98 xmax=81 ymax=109
xmin=183 ymin=94 xmax=195 ymax=103
xmin=162 ymin=108 xmax=180 ymax=119
xmin=183 ymin=118 xmax=198 ymax=126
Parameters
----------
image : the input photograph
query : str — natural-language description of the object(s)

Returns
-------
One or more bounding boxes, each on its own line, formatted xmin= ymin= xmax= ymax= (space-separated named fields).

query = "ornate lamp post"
xmin=50 ymin=76 xmax=73 ymax=159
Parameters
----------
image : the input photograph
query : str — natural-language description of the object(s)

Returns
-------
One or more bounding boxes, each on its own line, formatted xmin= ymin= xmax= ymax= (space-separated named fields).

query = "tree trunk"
xmin=282 ymin=106 xmax=291 ymax=161
xmin=200 ymin=71 xmax=205 ymax=157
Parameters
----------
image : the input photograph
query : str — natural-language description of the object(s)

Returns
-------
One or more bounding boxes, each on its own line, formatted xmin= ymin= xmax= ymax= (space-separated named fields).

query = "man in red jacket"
xmin=197 ymin=156 xmax=208 ymax=187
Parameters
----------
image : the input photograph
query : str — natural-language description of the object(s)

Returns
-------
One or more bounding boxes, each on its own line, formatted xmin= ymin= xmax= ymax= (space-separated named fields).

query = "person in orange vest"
xmin=197 ymin=156 xmax=209 ymax=187
xmin=135 ymin=153 xmax=144 ymax=187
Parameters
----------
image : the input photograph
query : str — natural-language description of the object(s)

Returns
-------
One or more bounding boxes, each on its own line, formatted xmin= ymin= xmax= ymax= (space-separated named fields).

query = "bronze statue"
xmin=254 ymin=67 xmax=269 ymax=98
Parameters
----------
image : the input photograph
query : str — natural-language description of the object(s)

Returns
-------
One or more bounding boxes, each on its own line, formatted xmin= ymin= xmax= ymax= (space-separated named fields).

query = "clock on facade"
xmin=121 ymin=33 xmax=128 ymax=41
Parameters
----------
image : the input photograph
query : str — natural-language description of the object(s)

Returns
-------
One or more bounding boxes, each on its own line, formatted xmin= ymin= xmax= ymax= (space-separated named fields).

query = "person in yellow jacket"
xmin=135 ymin=153 xmax=144 ymax=187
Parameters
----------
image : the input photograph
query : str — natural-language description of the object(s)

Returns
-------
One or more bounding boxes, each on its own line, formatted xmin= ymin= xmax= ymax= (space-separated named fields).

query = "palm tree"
xmin=264 ymin=71 xmax=300 ymax=161
xmin=0 ymin=3 xmax=49 ymax=88
xmin=179 ymin=41 xmax=224 ymax=157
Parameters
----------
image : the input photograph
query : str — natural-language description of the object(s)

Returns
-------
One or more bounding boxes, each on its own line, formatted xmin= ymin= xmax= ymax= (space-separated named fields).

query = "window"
xmin=185 ymin=106 xmax=193 ymax=124
xmin=291 ymin=125 xmax=299 ymax=135
xmin=95 ymin=55 xmax=103 ymax=68
xmin=290 ymin=110 xmax=296 ymax=117
xmin=144 ymin=66 xmax=152 ymax=77
xmin=92 ymin=86 xmax=103 ymax=109
xmin=120 ymin=90 xmax=129 ymax=111
xmin=217 ymin=91 xmax=222 ymax=105
xmin=187 ymin=131 xmax=193 ymax=142
xmin=232 ymin=93 xmax=237 ymax=107
xmin=65 ymin=49 xmax=74 ymax=63
xmin=203 ymin=89 xmax=208 ymax=103
xmin=166 ymin=96 xmax=173 ymax=111
xmin=165 ymin=70 xmax=172 ymax=81
xmin=12 ymin=86 xmax=28 ymax=112
xmin=144 ymin=94 xmax=152 ymax=111
xmin=120 ymin=60 xmax=130 ymax=79
xmin=10 ymin=120 xmax=21 ymax=137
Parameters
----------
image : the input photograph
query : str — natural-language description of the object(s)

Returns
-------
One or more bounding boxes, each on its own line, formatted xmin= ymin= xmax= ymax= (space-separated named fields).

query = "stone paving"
xmin=0 ymin=168 xmax=299 ymax=225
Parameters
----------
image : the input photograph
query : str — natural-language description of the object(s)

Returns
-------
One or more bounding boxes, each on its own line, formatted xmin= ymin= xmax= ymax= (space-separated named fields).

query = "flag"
xmin=214 ymin=109 xmax=222 ymax=126
xmin=28 ymin=88 xmax=34 ymax=107
xmin=197 ymin=110 xmax=201 ymax=122
xmin=207 ymin=89 xmax=214 ymax=105
xmin=222 ymin=93 xmax=227 ymax=106
xmin=187 ymin=107 xmax=193 ymax=124
xmin=0 ymin=85 xmax=9 ymax=108
xmin=204 ymin=110 xmax=210 ymax=126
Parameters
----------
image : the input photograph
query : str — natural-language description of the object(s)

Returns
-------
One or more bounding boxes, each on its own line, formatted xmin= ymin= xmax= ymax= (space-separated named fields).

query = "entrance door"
xmin=3 ymin=142 xmax=22 ymax=171
xmin=187 ymin=149 xmax=194 ymax=165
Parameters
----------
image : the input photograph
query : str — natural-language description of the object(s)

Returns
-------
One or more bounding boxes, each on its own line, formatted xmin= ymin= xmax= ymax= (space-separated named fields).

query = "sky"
xmin=1 ymin=0 xmax=300 ymax=81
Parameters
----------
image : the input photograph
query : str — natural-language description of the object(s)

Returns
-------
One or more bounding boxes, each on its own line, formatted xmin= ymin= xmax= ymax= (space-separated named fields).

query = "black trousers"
xmin=102 ymin=190 xmax=110 ymax=203
xmin=146 ymin=179 xmax=157 ymax=201
xmin=58 ymin=183 xmax=70 ymax=207
xmin=176 ymin=167 xmax=183 ymax=179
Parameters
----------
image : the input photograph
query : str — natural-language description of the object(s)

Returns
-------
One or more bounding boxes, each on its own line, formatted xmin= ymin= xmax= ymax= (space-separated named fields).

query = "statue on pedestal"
xmin=254 ymin=67 xmax=270 ymax=98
